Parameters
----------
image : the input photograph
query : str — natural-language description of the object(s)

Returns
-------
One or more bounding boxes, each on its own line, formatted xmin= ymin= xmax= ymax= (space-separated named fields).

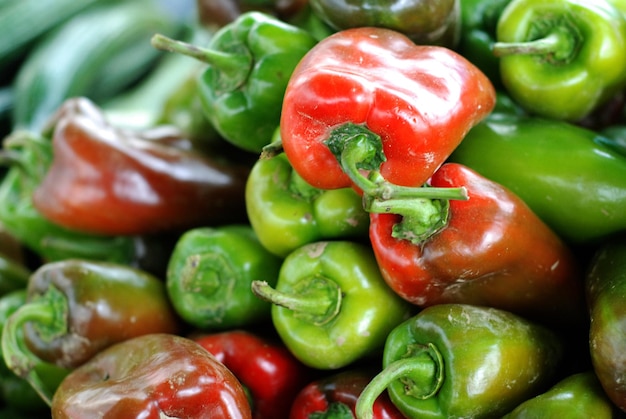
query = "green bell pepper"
xmin=355 ymin=304 xmax=564 ymax=419
xmin=585 ymin=235 xmax=626 ymax=412
xmin=308 ymin=0 xmax=461 ymax=47
xmin=503 ymin=371 xmax=620 ymax=418
xmin=0 ymin=131 xmax=139 ymax=263
xmin=458 ymin=0 xmax=512 ymax=86
xmin=166 ymin=224 xmax=282 ymax=330
xmin=492 ymin=0 xmax=626 ymax=121
xmin=0 ymin=290 xmax=59 ymax=414
xmin=151 ymin=11 xmax=317 ymax=153
xmin=245 ymin=145 xmax=369 ymax=258
xmin=449 ymin=112 xmax=626 ymax=245
xmin=252 ymin=240 xmax=412 ymax=370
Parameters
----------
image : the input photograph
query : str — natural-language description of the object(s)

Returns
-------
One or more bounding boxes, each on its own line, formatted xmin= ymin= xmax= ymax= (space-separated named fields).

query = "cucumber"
xmin=11 ymin=0 xmax=186 ymax=132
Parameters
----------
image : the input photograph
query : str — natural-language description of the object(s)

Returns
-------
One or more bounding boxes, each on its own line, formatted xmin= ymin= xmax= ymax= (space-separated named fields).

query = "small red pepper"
xmin=50 ymin=333 xmax=252 ymax=418
xmin=278 ymin=26 xmax=495 ymax=194
xmin=192 ymin=330 xmax=313 ymax=419
xmin=289 ymin=368 xmax=407 ymax=419
xmin=368 ymin=162 xmax=587 ymax=331
xmin=31 ymin=97 xmax=251 ymax=236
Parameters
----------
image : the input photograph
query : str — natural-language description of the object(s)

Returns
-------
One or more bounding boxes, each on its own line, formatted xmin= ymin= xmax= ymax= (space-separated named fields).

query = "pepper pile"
xmin=1 ymin=0 xmax=626 ymax=417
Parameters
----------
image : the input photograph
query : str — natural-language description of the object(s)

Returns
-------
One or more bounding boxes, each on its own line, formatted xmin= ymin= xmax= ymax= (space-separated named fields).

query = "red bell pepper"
xmin=50 ymin=333 xmax=252 ymax=418
xmin=192 ymin=330 xmax=313 ymax=419
xmin=31 ymin=97 xmax=251 ymax=236
xmin=368 ymin=162 xmax=587 ymax=331
xmin=289 ymin=369 xmax=406 ymax=419
xmin=278 ymin=26 xmax=496 ymax=203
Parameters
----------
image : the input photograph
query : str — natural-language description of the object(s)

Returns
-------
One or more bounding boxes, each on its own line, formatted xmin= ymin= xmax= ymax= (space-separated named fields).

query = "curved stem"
xmin=151 ymin=33 xmax=252 ymax=91
xmin=355 ymin=343 xmax=444 ymax=419
xmin=251 ymin=277 xmax=342 ymax=326
xmin=493 ymin=32 xmax=562 ymax=56
xmin=1 ymin=287 xmax=69 ymax=406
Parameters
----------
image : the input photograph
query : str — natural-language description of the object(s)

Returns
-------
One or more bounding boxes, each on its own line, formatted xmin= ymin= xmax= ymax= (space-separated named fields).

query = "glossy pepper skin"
xmin=151 ymin=11 xmax=317 ymax=153
xmin=0 ymin=130 xmax=139 ymax=263
xmin=355 ymin=304 xmax=564 ymax=419
xmin=166 ymin=225 xmax=282 ymax=330
xmin=252 ymin=241 xmax=412 ymax=370
xmin=245 ymin=149 xmax=369 ymax=258
xmin=50 ymin=333 xmax=252 ymax=419
xmin=503 ymin=371 xmax=621 ymax=418
xmin=308 ymin=0 xmax=461 ymax=47
xmin=193 ymin=330 xmax=313 ymax=419
xmin=585 ymin=235 xmax=626 ymax=413
xmin=31 ymin=97 xmax=250 ymax=236
xmin=1 ymin=259 xmax=181 ymax=404
xmin=369 ymin=162 xmax=586 ymax=330
xmin=290 ymin=369 xmax=406 ymax=419
xmin=449 ymin=112 xmax=626 ymax=245
xmin=458 ymin=0 xmax=512 ymax=86
xmin=493 ymin=0 xmax=626 ymax=121
xmin=279 ymin=26 xmax=495 ymax=203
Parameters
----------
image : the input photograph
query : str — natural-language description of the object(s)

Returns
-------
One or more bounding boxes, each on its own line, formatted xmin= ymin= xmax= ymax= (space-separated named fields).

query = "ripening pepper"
xmin=246 ymin=145 xmax=369 ymax=258
xmin=30 ymin=97 xmax=251 ymax=236
xmin=503 ymin=371 xmax=621 ymax=418
xmin=0 ymin=130 xmax=139 ymax=263
xmin=166 ymin=225 xmax=282 ymax=330
xmin=308 ymin=0 xmax=461 ymax=47
xmin=355 ymin=304 xmax=564 ymax=419
xmin=1 ymin=259 xmax=181 ymax=404
xmin=278 ymin=26 xmax=495 ymax=212
xmin=252 ymin=241 xmax=413 ymax=370
xmin=449 ymin=112 xmax=626 ymax=245
xmin=151 ymin=11 xmax=318 ymax=152
xmin=585 ymin=235 xmax=626 ymax=413
xmin=368 ymin=162 xmax=587 ymax=331
xmin=50 ymin=333 xmax=252 ymax=419
xmin=493 ymin=0 xmax=626 ymax=121
xmin=289 ymin=368 xmax=406 ymax=419
xmin=193 ymin=330 xmax=313 ymax=419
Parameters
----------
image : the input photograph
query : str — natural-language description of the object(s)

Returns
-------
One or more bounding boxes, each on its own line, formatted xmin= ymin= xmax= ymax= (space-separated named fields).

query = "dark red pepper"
xmin=192 ymin=330 xmax=313 ymax=419
xmin=50 ymin=333 xmax=252 ymax=418
xmin=368 ymin=162 xmax=587 ymax=331
xmin=31 ymin=97 xmax=250 ymax=236
xmin=289 ymin=368 xmax=406 ymax=419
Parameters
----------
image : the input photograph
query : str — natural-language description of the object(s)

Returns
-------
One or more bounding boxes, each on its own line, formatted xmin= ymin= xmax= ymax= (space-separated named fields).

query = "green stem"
xmin=493 ymin=32 xmax=563 ymax=56
xmin=355 ymin=343 xmax=444 ymax=419
xmin=251 ymin=277 xmax=342 ymax=326
xmin=150 ymin=33 xmax=252 ymax=90
xmin=1 ymin=287 xmax=69 ymax=406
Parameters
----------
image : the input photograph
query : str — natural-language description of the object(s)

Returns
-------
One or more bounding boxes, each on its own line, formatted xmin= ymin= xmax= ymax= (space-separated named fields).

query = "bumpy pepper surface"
xmin=151 ymin=11 xmax=317 ymax=152
xmin=493 ymin=0 xmax=626 ymax=121
xmin=279 ymin=26 xmax=496 ymax=193
xmin=50 ymin=333 xmax=252 ymax=419
xmin=1 ymin=259 xmax=181 ymax=404
xmin=356 ymin=304 xmax=564 ymax=419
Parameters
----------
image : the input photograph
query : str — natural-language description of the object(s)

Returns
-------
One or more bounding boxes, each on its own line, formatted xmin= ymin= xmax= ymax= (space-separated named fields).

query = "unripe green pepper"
xmin=151 ymin=11 xmax=318 ymax=152
xmin=503 ymin=371 xmax=621 ymax=418
xmin=449 ymin=113 xmax=626 ymax=245
xmin=585 ymin=235 xmax=626 ymax=413
xmin=356 ymin=304 xmax=564 ymax=419
xmin=493 ymin=0 xmax=626 ymax=121
xmin=252 ymin=241 xmax=412 ymax=370
xmin=246 ymin=146 xmax=369 ymax=258
xmin=166 ymin=225 xmax=282 ymax=330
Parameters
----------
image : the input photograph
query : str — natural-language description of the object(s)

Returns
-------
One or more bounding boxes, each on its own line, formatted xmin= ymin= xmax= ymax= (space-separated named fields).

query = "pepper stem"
xmin=355 ymin=343 xmax=444 ymax=419
xmin=151 ymin=33 xmax=252 ymax=91
xmin=251 ymin=277 xmax=342 ymax=326
xmin=1 ymin=286 xmax=70 ymax=406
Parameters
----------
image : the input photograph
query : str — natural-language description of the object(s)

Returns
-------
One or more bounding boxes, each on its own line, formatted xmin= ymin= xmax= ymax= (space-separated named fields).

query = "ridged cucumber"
xmin=11 ymin=0 xmax=186 ymax=132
